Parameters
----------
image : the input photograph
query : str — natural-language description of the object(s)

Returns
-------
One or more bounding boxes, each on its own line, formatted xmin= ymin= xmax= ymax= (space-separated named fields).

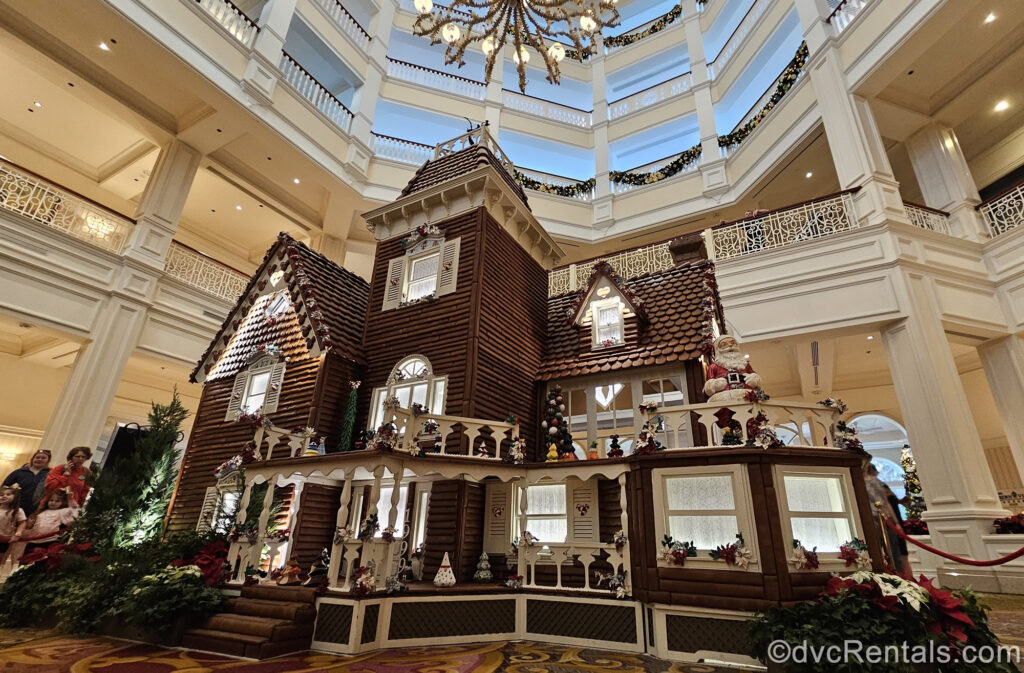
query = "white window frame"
xmin=382 ymin=237 xmax=461 ymax=311
xmin=264 ymin=290 xmax=290 ymax=317
xmin=226 ymin=353 xmax=286 ymax=421
xmin=405 ymin=249 xmax=440 ymax=302
xmin=590 ymin=297 xmax=624 ymax=348
xmin=368 ymin=355 xmax=448 ymax=431
xmin=513 ymin=482 xmax=568 ymax=544
xmin=651 ymin=464 xmax=760 ymax=571
xmin=773 ymin=465 xmax=863 ymax=567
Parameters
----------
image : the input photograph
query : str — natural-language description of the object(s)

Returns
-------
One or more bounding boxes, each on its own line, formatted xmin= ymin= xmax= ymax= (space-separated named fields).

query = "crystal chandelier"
xmin=412 ymin=0 xmax=619 ymax=92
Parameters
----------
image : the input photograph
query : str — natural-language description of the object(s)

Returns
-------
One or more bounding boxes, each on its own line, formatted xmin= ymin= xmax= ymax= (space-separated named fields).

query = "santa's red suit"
xmin=705 ymin=362 xmax=758 ymax=392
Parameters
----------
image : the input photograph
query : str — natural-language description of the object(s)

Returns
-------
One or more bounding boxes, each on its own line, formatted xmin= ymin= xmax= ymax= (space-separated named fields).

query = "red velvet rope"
xmin=883 ymin=517 xmax=1024 ymax=567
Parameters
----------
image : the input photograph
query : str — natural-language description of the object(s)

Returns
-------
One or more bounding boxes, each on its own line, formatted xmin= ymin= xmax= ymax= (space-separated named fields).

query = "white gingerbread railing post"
xmin=230 ymin=479 xmax=255 ymax=582
xmin=360 ymin=466 xmax=384 ymax=569
xmin=328 ymin=472 xmax=353 ymax=588
xmin=517 ymin=480 xmax=528 ymax=584
xmin=618 ymin=473 xmax=631 ymax=588
xmin=247 ymin=479 xmax=277 ymax=573
xmin=381 ymin=475 xmax=403 ymax=580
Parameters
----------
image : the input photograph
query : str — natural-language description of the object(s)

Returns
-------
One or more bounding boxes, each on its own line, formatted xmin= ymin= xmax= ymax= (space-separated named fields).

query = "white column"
xmin=242 ymin=0 xmax=299 ymax=102
xmin=348 ymin=0 xmax=398 ymax=174
xmin=329 ymin=473 xmax=354 ymax=588
xmin=124 ymin=139 xmax=202 ymax=270
xmin=793 ymin=0 xmax=908 ymax=227
xmin=484 ymin=49 xmax=504 ymax=137
xmin=683 ymin=0 xmax=726 ymax=195
xmin=591 ymin=40 xmax=613 ymax=227
xmin=881 ymin=273 xmax=1004 ymax=590
xmin=905 ymin=123 xmax=989 ymax=241
xmin=978 ymin=335 xmax=1024 ymax=485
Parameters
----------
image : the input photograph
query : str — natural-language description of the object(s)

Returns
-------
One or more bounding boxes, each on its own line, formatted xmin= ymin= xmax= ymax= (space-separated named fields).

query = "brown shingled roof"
xmin=540 ymin=261 xmax=712 ymax=380
xmin=400 ymin=144 xmax=529 ymax=206
xmin=191 ymin=233 xmax=369 ymax=382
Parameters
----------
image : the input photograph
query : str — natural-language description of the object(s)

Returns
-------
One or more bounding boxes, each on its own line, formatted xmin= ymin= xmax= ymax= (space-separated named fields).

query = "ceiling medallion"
xmin=412 ymin=0 xmax=620 ymax=92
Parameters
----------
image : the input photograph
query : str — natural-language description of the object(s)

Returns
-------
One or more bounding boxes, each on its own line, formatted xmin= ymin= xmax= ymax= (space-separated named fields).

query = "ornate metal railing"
xmin=705 ymin=190 xmax=859 ymax=261
xmin=386 ymin=58 xmax=487 ymax=101
xmin=0 ymin=159 xmax=134 ymax=254
xmin=279 ymin=52 xmax=354 ymax=133
xmin=371 ymin=134 xmax=434 ymax=165
xmin=706 ymin=0 xmax=769 ymax=80
xmin=979 ymin=181 xmax=1024 ymax=237
xmin=548 ymin=241 xmax=674 ymax=296
xmin=164 ymin=241 xmax=249 ymax=302
xmin=826 ymin=0 xmax=872 ymax=34
xmin=903 ymin=202 xmax=950 ymax=234
xmin=611 ymin=152 xmax=700 ymax=194
xmin=608 ymin=72 xmax=693 ymax=120
xmin=312 ymin=0 xmax=370 ymax=51
xmin=516 ymin=166 xmax=594 ymax=202
xmin=193 ymin=0 xmax=259 ymax=47
xmin=502 ymin=90 xmax=591 ymax=128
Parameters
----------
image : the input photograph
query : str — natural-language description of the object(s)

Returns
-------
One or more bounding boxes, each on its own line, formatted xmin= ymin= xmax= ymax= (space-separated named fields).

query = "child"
xmin=24 ymin=488 xmax=79 ymax=553
xmin=0 ymin=485 xmax=27 ymax=567
xmin=45 ymin=446 xmax=92 ymax=505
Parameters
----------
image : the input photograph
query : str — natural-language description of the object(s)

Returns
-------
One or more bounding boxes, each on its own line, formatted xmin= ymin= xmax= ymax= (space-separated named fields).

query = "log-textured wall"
xmin=291 ymin=483 xmax=343 ymax=567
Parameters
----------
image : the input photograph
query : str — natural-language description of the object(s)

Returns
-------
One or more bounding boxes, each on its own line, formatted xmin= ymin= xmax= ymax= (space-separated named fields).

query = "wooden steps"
xmin=181 ymin=585 xmax=317 ymax=659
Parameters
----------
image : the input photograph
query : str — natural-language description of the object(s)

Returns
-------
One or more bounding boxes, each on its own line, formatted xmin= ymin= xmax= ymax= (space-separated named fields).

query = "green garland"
xmin=604 ymin=4 xmax=682 ymax=49
xmin=718 ymin=41 xmax=809 ymax=150
xmin=514 ymin=169 xmax=596 ymax=197
xmin=610 ymin=143 xmax=702 ymax=186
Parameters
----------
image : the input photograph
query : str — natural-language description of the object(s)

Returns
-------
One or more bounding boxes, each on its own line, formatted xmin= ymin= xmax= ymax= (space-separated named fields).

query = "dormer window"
xmin=265 ymin=291 xmax=290 ymax=317
xmin=226 ymin=351 xmax=286 ymax=421
xmin=591 ymin=298 xmax=623 ymax=348
xmin=243 ymin=368 xmax=271 ymax=412
xmin=407 ymin=251 xmax=439 ymax=301
xmin=382 ymin=236 xmax=461 ymax=311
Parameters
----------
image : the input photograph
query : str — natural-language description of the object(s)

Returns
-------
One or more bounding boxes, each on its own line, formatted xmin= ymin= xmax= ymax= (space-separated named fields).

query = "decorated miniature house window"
xmin=591 ymin=297 xmax=624 ymax=348
xmin=521 ymin=483 xmax=567 ymax=543
xmin=225 ymin=351 xmax=286 ymax=421
xmin=381 ymin=234 xmax=461 ymax=311
xmin=197 ymin=475 xmax=242 ymax=532
xmin=368 ymin=355 xmax=448 ymax=430
xmin=776 ymin=468 xmax=858 ymax=555
xmin=264 ymin=290 xmax=290 ymax=319
xmin=509 ymin=480 xmax=600 ymax=544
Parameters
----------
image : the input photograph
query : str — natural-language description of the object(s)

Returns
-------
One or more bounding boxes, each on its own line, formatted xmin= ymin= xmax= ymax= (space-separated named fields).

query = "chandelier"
xmin=412 ymin=0 xmax=619 ymax=92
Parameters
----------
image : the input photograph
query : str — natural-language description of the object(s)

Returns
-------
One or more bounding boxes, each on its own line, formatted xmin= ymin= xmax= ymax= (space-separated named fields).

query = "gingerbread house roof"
xmin=539 ymin=261 xmax=716 ymax=380
xmin=400 ymin=143 xmax=529 ymax=206
xmin=565 ymin=260 xmax=649 ymax=325
xmin=191 ymin=233 xmax=369 ymax=382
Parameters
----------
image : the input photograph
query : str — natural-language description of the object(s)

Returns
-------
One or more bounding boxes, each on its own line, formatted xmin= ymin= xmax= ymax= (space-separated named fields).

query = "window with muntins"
xmin=591 ymin=297 xmax=624 ymax=347
xmin=519 ymin=483 xmax=567 ymax=543
xmin=368 ymin=355 xmax=447 ymax=430
xmin=226 ymin=354 xmax=286 ymax=421
xmin=382 ymin=237 xmax=461 ymax=310
xmin=778 ymin=470 xmax=856 ymax=553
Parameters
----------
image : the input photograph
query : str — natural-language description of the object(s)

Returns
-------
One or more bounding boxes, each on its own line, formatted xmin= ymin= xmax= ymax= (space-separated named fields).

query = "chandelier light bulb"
xmin=481 ymin=35 xmax=496 ymax=55
xmin=580 ymin=14 xmax=597 ymax=32
xmin=413 ymin=0 xmax=432 ymax=14
xmin=442 ymin=22 xmax=461 ymax=43
xmin=513 ymin=45 xmax=530 ymax=65
xmin=547 ymin=42 xmax=565 ymax=62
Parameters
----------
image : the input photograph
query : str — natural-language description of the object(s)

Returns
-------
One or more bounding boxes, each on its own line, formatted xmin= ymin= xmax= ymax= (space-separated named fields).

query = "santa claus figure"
xmin=704 ymin=335 xmax=763 ymax=402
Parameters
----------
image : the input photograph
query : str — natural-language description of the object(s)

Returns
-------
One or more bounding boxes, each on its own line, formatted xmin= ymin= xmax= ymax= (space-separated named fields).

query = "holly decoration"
xmin=900 ymin=445 xmax=926 ymax=520
xmin=542 ymin=385 xmax=576 ymax=460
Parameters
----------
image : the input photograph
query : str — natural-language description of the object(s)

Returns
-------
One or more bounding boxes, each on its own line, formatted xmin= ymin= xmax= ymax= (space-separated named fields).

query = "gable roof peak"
xmin=566 ymin=260 xmax=649 ymax=326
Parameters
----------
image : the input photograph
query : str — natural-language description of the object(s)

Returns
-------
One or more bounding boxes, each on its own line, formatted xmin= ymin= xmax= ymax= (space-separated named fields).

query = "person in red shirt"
xmin=44 ymin=446 xmax=92 ymax=504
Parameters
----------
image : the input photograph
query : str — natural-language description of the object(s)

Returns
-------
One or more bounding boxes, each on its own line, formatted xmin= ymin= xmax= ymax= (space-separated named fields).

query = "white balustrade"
xmin=518 ymin=542 xmax=627 ymax=593
xmin=517 ymin=166 xmax=594 ymax=202
xmin=193 ymin=0 xmax=259 ymax=47
xmin=502 ymin=90 xmax=591 ymax=128
xmin=706 ymin=0 xmax=769 ymax=81
xmin=548 ymin=241 xmax=674 ymax=296
xmin=705 ymin=190 xmax=858 ymax=261
xmin=164 ymin=241 xmax=249 ymax=302
xmin=827 ymin=0 xmax=872 ymax=35
xmin=279 ymin=52 xmax=354 ymax=133
xmin=385 ymin=407 xmax=518 ymax=459
xmin=312 ymin=0 xmax=370 ymax=51
xmin=611 ymin=153 xmax=700 ymax=194
xmin=371 ymin=134 xmax=434 ymax=166
xmin=386 ymin=58 xmax=486 ymax=101
xmin=903 ymin=203 xmax=950 ymax=235
xmin=979 ymin=182 xmax=1024 ymax=237
xmin=0 ymin=159 xmax=134 ymax=254
xmin=608 ymin=72 xmax=693 ymax=120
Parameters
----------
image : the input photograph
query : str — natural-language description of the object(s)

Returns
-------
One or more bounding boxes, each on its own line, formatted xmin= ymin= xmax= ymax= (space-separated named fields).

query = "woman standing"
xmin=44 ymin=446 xmax=92 ymax=505
xmin=2 ymin=449 xmax=51 ymax=516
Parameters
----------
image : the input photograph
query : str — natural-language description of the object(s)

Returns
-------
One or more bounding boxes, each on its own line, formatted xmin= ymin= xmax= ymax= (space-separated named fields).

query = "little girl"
xmin=0 ymin=485 xmax=27 ymax=566
xmin=24 ymin=488 xmax=79 ymax=553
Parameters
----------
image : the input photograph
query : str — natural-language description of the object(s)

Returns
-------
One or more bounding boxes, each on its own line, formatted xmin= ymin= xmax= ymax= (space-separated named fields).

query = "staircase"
xmin=181 ymin=584 xmax=317 ymax=659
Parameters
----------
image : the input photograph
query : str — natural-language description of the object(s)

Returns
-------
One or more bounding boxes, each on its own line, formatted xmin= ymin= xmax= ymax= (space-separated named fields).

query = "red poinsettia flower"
xmin=917 ymin=575 xmax=974 ymax=643
xmin=19 ymin=542 xmax=100 ymax=571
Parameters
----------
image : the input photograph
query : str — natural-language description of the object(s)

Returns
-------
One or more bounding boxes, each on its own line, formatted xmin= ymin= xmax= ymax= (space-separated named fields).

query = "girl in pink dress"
xmin=0 ymin=485 xmax=27 ymax=566
xmin=24 ymin=488 xmax=79 ymax=553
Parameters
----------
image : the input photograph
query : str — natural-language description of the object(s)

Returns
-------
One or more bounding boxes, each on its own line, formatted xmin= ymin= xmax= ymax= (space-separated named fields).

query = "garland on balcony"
xmin=513 ymin=170 xmax=595 ymax=198
xmin=609 ymin=144 xmax=702 ymax=186
xmin=604 ymin=4 xmax=682 ymax=48
xmin=718 ymin=41 xmax=809 ymax=150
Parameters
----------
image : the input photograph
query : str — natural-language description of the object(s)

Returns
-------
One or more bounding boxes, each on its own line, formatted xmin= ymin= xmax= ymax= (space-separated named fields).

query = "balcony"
xmin=386 ymin=58 xmax=487 ymax=101
xmin=279 ymin=51 xmax=355 ymax=133
xmin=310 ymin=0 xmax=371 ymax=53
xmin=548 ymin=241 xmax=674 ymax=296
xmin=607 ymin=72 xmax=693 ymax=121
xmin=706 ymin=0 xmax=771 ymax=81
xmin=371 ymin=133 xmax=433 ymax=166
xmin=502 ymin=90 xmax=592 ymax=129
xmin=192 ymin=0 xmax=260 ymax=48
xmin=826 ymin=0 xmax=874 ymax=35
xmin=164 ymin=241 xmax=250 ymax=303
xmin=978 ymin=179 xmax=1024 ymax=237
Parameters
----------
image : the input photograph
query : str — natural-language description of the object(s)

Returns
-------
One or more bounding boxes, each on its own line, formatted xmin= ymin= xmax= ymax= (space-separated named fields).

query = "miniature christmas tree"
xmin=337 ymin=381 xmax=360 ymax=452
xmin=434 ymin=551 xmax=457 ymax=587
xmin=542 ymin=385 xmax=576 ymax=460
xmin=900 ymin=445 xmax=927 ymax=519
xmin=473 ymin=552 xmax=493 ymax=583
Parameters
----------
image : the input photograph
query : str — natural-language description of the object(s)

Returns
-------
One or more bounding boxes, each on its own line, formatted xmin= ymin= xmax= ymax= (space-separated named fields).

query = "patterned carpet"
xmin=0 ymin=633 xmax=753 ymax=672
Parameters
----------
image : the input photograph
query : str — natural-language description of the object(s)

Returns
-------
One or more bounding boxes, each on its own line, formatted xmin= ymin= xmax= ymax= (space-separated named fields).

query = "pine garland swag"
xmin=610 ymin=144 xmax=702 ymax=187
xmin=514 ymin=170 xmax=596 ymax=198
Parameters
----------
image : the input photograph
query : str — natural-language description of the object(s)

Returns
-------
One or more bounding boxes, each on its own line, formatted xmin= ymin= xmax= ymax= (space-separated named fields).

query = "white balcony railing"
xmin=384 ymin=407 xmax=520 ymax=459
xmin=706 ymin=0 xmax=770 ymax=81
xmin=548 ymin=241 xmax=674 ymax=296
xmin=311 ymin=0 xmax=371 ymax=52
xmin=193 ymin=0 xmax=259 ymax=47
xmin=979 ymin=181 xmax=1024 ymax=237
xmin=611 ymin=153 xmax=700 ymax=194
xmin=705 ymin=190 xmax=859 ymax=261
xmin=371 ymin=134 xmax=433 ymax=166
xmin=279 ymin=52 xmax=354 ymax=133
xmin=903 ymin=203 xmax=950 ymax=235
xmin=608 ymin=72 xmax=693 ymax=120
xmin=164 ymin=241 xmax=249 ymax=303
xmin=826 ymin=0 xmax=873 ymax=35
xmin=0 ymin=159 xmax=134 ymax=254
xmin=517 ymin=167 xmax=595 ymax=202
xmin=518 ymin=542 xmax=627 ymax=593
xmin=502 ymin=90 xmax=591 ymax=128
xmin=386 ymin=58 xmax=487 ymax=101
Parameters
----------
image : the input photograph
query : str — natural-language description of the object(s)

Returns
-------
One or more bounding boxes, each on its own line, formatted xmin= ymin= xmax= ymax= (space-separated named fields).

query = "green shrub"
xmin=113 ymin=564 xmax=224 ymax=633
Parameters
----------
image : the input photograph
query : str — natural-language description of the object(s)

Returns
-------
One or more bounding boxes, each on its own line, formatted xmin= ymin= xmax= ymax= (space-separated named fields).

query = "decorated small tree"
xmin=434 ymin=552 xmax=457 ymax=587
xmin=901 ymin=445 xmax=927 ymax=520
xmin=473 ymin=552 xmax=493 ymax=583
xmin=542 ymin=385 xmax=576 ymax=460
xmin=337 ymin=381 xmax=360 ymax=452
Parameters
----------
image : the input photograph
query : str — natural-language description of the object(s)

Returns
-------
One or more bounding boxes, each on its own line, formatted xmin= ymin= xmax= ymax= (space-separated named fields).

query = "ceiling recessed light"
xmin=211 ymin=209 xmax=216 ymax=213
xmin=235 ymin=204 xmax=242 ymax=210
xmin=99 ymin=42 xmax=110 ymax=51
xmin=744 ymin=354 xmax=750 ymax=359
xmin=33 ymin=101 xmax=42 ymax=108
xmin=67 ymin=82 xmax=74 ymax=87
xmin=867 ymin=335 xmax=874 ymax=340
xmin=293 ymin=178 xmax=301 ymax=184
xmin=805 ymin=171 xmax=813 ymax=178
xmin=995 ymin=100 xmax=1009 ymax=112
xmin=984 ymin=12 xmax=996 ymax=23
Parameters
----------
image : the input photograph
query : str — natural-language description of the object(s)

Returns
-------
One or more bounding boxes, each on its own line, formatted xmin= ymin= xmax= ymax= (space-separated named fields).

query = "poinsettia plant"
xmin=903 ymin=517 xmax=929 ymax=535
xmin=19 ymin=542 xmax=100 ymax=572
xmin=993 ymin=513 xmax=1024 ymax=534
xmin=658 ymin=535 xmax=696 ymax=566
xmin=709 ymin=533 xmax=752 ymax=569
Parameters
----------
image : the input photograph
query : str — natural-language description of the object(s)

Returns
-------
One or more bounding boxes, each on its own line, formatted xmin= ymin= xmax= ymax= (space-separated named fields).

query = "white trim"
xmin=772 ymin=464 xmax=864 ymax=569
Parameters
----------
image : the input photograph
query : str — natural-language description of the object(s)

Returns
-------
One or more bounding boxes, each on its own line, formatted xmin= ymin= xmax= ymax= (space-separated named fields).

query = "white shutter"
xmin=197 ymin=487 xmax=220 ymax=531
xmin=483 ymin=481 xmax=512 ymax=553
xmin=225 ymin=372 xmax=248 ymax=421
xmin=262 ymin=361 xmax=286 ymax=413
xmin=382 ymin=257 xmax=406 ymax=311
xmin=436 ymin=237 xmax=461 ymax=297
xmin=568 ymin=479 xmax=600 ymax=542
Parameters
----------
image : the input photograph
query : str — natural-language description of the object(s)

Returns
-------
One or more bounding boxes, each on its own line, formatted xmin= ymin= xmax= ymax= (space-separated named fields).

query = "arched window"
xmin=368 ymin=355 xmax=448 ymax=430
xmin=850 ymin=414 xmax=910 ymax=501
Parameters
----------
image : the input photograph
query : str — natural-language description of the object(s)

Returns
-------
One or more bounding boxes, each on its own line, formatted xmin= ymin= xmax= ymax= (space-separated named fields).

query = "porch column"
xmin=618 ymin=473 xmax=631 ymax=584
xmin=881 ymin=272 xmax=1004 ymax=589
xmin=683 ymin=0 xmax=726 ymax=196
xmin=249 ymin=480 xmax=278 ymax=571
xmin=329 ymin=473 xmax=354 ymax=588
xmin=905 ymin=123 xmax=989 ymax=241
xmin=231 ymin=480 xmax=256 ymax=582
xmin=360 ymin=466 xmax=385 ymax=571
xmin=516 ymin=479 xmax=528 ymax=582
xmin=978 ymin=335 xmax=1024 ymax=486
xmin=381 ymin=475 xmax=403 ymax=579
xmin=242 ymin=0 xmax=298 ymax=103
